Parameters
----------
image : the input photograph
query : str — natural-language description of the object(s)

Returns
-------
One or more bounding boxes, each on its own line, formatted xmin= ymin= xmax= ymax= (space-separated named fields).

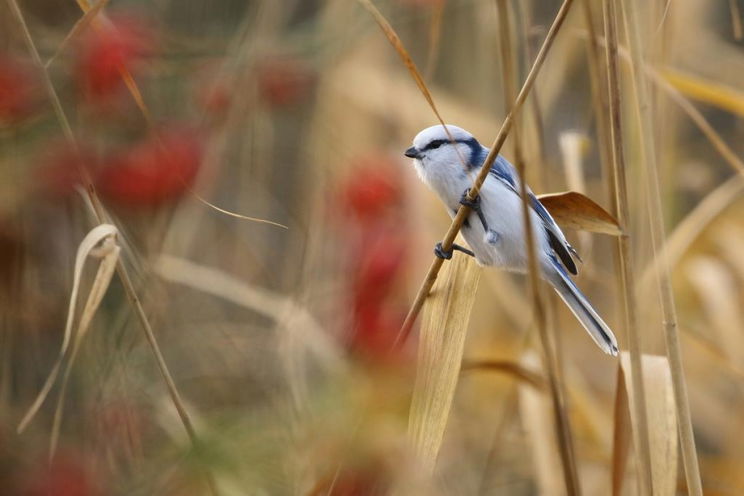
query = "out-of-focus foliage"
xmin=1 ymin=0 xmax=743 ymax=494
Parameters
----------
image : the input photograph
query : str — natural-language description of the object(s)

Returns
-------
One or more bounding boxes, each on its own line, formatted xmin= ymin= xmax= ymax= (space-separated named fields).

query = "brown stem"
xmin=601 ymin=0 xmax=654 ymax=494
xmin=620 ymin=0 xmax=703 ymax=493
xmin=497 ymin=1 xmax=580 ymax=493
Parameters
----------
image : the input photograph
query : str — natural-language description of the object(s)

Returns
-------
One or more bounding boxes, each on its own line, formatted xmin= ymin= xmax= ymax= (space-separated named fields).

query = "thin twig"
xmin=601 ymin=1 xmax=654 ymax=495
xmin=395 ymin=0 xmax=577 ymax=347
xmin=5 ymin=1 xmax=218 ymax=494
xmin=620 ymin=0 xmax=703 ymax=492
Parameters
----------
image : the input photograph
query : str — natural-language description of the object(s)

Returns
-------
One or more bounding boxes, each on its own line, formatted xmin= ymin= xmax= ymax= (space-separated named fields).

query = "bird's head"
xmin=404 ymin=124 xmax=480 ymax=171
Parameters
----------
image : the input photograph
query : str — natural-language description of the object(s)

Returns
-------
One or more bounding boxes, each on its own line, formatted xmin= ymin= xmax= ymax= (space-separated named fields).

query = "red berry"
xmin=75 ymin=13 xmax=154 ymax=104
xmin=0 ymin=54 xmax=39 ymax=124
xmin=257 ymin=56 xmax=315 ymax=107
xmin=97 ymin=128 xmax=202 ymax=207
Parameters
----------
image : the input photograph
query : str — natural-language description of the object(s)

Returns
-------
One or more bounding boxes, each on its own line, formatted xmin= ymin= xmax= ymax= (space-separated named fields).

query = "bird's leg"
xmin=460 ymin=188 xmax=490 ymax=232
xmin=434 ymin=241 xmax=475 ymax=260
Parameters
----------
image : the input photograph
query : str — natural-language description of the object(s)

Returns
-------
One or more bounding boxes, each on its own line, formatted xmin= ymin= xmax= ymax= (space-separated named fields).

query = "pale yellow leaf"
xmin=619 ymin=353 xmax=678 ymax=496
xmin=408 ymin=243 xmax=481 ymax=475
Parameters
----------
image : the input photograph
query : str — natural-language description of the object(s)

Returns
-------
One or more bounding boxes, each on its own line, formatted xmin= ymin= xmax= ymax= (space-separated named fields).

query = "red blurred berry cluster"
xmin=0 ymin=54 xmax=40 ymax=125
xmin=76 ymin=14 xmax=154 ymax=105
xmin=337 ymin=153 xmax=409 ymax=360
xmin=22 ymin=454 xmax=101 ymax=496
xmin=257 ymin=55 xmax=316 ymax=107
xmin=97 ymin=127 xmax=203 ymax=207
xmin=37 ymin=127 xmax=203 ymax=207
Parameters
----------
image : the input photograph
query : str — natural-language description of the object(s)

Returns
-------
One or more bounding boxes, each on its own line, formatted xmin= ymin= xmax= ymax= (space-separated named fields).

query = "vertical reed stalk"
xmin=620 ymin=1 xmax=704 ymax=493
xmin=497 ymin=1 xmax=580 ymax=493
xmin=601 ymin=0 xmax=654 ymax=494
xmin=579 ymin=0 xmax=615 ymax=201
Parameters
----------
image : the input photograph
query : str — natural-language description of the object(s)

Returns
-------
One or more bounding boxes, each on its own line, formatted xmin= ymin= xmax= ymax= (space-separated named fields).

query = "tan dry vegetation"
xmin=1 ymin=0 xmax=744 ymax=495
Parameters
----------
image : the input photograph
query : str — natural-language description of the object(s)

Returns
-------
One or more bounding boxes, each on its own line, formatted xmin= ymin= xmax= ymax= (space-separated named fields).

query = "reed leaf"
xmin=17 ymin=224 xmax=119 ymax=435
xmin=615 ymin=353 xmax=678 ymax=496
xmin=408 ymin=246 xmax=481 ymax=476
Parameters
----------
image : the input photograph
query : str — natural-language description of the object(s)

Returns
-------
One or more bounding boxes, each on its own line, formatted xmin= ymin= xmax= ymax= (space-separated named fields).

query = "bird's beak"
xmin=404 ymin=146 xmax=421 ymax=159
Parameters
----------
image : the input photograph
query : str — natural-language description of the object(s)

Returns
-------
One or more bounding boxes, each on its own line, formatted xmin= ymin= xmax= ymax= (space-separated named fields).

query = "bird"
xmin=404 ymin=124 xmax=618 ymax=356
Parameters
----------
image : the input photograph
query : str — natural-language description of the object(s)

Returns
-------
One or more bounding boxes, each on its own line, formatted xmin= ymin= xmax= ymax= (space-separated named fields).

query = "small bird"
xmin=405 ymin=124 xmax=618 ymax=356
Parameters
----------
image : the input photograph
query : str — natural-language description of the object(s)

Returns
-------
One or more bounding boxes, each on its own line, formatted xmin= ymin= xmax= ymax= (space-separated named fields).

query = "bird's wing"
xmin=486 ymin=154 xmax=579 ymax=275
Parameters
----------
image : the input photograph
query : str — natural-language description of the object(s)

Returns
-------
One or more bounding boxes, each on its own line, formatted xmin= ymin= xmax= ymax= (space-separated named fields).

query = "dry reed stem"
xmin=461 ymin=359 xmax=546 ymax=390
xmin=621 ymin=1 xmax=704 ymax=493
xmin=43 ymin=0 xmax=109 ymax=69
xmin=579 ymin=0 xmax=616 ymax=202
xmin=497 ymin=1 xmax=580 ymax=493
xmin=5 ymin=1 xmax=218 ymax=493
xmin=396 ymin=0 xmax=577 ymax=347
xmin=729 ymin=0 xmax=744 ymax=40
xmin=575 ymin=30 xmax=744 ymax=177
xmin=424 ymin=1 xmax=445 ymax=80
xmin=661 ymin=69 xmax=744 ymax=118
xmin=639 ymin=175 xmax=744 ymax=293
xmin=356 ymin=0 xmax=448 ymax=129
xmin=601 ymin=0 xmax=654 ymax=494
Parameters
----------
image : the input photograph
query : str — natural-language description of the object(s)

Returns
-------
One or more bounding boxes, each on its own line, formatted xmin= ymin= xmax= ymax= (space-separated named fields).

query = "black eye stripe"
xmin=423 ymin=139 xmax=446 ymax=151
xmin=421 ymin=138 xmax=475 ymax=152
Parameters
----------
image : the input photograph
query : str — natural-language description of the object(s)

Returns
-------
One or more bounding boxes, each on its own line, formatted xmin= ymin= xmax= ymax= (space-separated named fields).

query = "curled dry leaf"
xmin=537 ymin=191 xmax=622 ymax=236
xmin=17 ymin=224 xmax=120 ymax=437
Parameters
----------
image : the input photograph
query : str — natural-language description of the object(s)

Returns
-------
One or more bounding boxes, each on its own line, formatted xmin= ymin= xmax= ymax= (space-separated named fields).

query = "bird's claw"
xmin=459 ymin=188 xmax=481 ymax=210
xmin=434 ymin=242 xmax=453 ymax=260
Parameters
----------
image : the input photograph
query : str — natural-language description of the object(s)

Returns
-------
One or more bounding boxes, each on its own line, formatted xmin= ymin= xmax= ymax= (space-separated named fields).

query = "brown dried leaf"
xmin=537 ymin=191 xmax=622 ymax=236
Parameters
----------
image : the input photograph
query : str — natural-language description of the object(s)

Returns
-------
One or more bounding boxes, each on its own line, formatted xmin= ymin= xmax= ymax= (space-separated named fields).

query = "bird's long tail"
xmin=548 ymin=258 xmax=619 ymax=356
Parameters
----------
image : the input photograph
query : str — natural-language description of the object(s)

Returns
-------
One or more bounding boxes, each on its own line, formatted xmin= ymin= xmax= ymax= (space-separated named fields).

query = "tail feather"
xmin=548 ymin=259 xmax=619 ymax=356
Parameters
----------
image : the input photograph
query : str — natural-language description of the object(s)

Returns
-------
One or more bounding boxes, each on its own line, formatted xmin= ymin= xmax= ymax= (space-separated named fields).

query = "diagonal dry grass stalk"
xmin=601 ymin=0 xmax=654 ymax=494
xmin=620 ymin=1 xmax=703 ymax=492
xmin=394 ymin=0 xmax=578 ymax=347
xmin=5 ymin=1 xmax=219 ymax=493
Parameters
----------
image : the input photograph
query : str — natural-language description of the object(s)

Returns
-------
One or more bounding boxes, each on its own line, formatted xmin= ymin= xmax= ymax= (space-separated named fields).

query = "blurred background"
xmin=1 ymin=0 xmax=743 ymax=494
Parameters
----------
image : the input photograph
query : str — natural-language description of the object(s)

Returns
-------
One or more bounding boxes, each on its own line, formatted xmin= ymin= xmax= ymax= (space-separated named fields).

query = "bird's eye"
xmin=425 ymin=139 xmax=446 ymax=151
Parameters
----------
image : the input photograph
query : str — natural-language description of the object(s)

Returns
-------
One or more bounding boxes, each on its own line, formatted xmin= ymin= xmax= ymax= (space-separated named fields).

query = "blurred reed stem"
xmin=600 ymin=0 xmax=654 ymax=494
xmin=497 ymin=0 xmax=580 ymax=494
xmin=579 ymin=0 xmax=615 ymax=203
xmin=396 ymin=0 xmax=577 ymax=347
xmin=5 ymin=1 xmax=218 ymax=494
xmin=620 ymin=0 xmax=704 ymax=493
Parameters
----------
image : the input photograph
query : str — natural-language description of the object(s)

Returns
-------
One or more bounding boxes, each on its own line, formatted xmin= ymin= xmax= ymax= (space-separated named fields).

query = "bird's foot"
xmin=459 ymin=188 xmax=481 ymax=210
xmin=460 ymin=188 xmax=490 ymax=232
xmin=434 ymin=242 xmax=475 ymax=260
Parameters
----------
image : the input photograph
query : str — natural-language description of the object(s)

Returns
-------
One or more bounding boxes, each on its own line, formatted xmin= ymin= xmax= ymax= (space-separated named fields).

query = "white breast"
xmin=453 ymin=176 xmax=549 ymax=271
